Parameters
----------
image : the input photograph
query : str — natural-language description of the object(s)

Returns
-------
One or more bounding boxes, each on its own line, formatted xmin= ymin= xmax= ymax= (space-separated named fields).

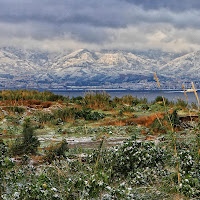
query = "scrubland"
xmin=0 ymin=90 xmax=199 ymax=199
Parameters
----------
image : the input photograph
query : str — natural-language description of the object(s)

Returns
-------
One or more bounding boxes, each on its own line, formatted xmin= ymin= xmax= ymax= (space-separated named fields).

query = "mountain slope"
xmin=160 ymin=51 xmax=200 ymax=78
xmin=49 ymin=49 xmax=157 ymax=85
xmin=0 ymin=47 xmax=198 ymax=89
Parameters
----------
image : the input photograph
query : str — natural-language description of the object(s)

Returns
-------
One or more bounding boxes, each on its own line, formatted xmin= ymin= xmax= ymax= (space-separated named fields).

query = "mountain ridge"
xmin=0 ymin=47 xmax=198 ymax=89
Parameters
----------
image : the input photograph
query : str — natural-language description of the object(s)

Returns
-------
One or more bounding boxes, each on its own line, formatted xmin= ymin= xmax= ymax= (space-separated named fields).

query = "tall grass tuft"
xmin=191 ymin=82 xmax=199 ymax=109
xmin=154 ymin=73 xmax=181 ymax=190
xmin=190 ymin=82 xmax=200 ymax=156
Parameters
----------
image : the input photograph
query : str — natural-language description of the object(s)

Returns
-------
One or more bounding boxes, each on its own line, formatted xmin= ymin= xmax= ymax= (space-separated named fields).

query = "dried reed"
xmin=154 ymin=73 xmax=181 ymax=187
xmin=191 ymin=82 xmax=199 ymax=108
xmin=190 ymin=82 xmax=200 ymax=156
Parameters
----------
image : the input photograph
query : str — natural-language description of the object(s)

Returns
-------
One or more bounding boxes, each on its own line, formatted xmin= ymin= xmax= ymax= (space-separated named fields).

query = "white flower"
xmin=14 ymin=192 xmax=20 ymax=198
xmin=51 ymin=187 xmax=57 ymax=192
xmin=120 ymin=182 xmax=125 ymax=187
xmin=106 ymin=186 xmax=111 ymax=191
xmin=84 ymin=181 xmax=88 ymax=185
xmin=98 ymin=181 xmax=103 ymax=186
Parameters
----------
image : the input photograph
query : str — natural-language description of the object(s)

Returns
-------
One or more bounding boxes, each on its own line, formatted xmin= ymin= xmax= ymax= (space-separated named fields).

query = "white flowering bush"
xmin=1 ymin=136 xmax=200 ymax=199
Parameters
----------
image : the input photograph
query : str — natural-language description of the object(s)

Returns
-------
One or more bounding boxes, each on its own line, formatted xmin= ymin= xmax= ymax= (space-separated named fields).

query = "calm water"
xmin=53 ymin=90 xmax=200 ymax=104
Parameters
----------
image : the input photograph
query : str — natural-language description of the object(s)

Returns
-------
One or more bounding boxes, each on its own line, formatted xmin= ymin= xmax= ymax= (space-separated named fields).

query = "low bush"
xmin=154 ymin=96 xmax=170 ymax=106
xmin=43 ymin=139 xmax=69 ymax=163
xmin=10 ymin=119 xmax=40 ymax=156
xmin=89 ymin=139 xmax=169 ymax=178
xmin=52 ymin=107 xmax=105 ymax=122
xmin=0 ymin=90 xmax=66 ymax=102
xmin=76 ymin=108 xmax=105 ymax=121
xmin=83 ymin=91 xmax=111 ymax=109
xmin=176 ymin=98 xmax=188 ymax=109
xmin=5 ymin=106 xmax=25 ymax=114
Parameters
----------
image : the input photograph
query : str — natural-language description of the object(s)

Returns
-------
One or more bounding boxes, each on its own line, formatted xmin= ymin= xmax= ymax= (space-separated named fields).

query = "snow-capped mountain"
xmin=0 ymin=47 xmax=48 ymax=76
xmin=160 ymin=51 xmax=200 ymax=78
xmin=0 ymin=47 xmax=199 ymax=89
xmin=49 ymin=49 xmax=157 ymax=84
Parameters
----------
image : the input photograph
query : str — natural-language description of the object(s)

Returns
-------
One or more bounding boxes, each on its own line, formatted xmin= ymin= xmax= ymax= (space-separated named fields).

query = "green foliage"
xmin=43 ymin=139 xmax=69 ymax=163
xmin=154 ymin=96 xmax=170 ymax=105
xmin=176 ymin=98 xmax=188 ymax=109
xmin=169 ymin=109 xmax=180 ymax=127
xmin=1 ymin=136 xmax=200 ymax=199
xmin=52 ymin=107 xmax=105 ymax=122
xmin=0 ymin=140 xmax=14 ymax=196
xmin=190 ymin=102 xmax=198 ymax=110
xmin=83 ymin=91 xmax=111 ymax=109
xmin=150 ymin=118 xmax=167 ymax=133
xmin=141 ymin=104 xmax=149 ymax=110
xmin=112 ymin=95 xmax=147 ymax=107
xmin=37 ymin=112 xmax=55 ymax=123
xmin=176 ymin=141 xmax=200 ymax=197
xmin=76 ymin=108 xmax=106 ymax=121
xmin=53 ymin=107 xmax=78 ymax=121
xmin=155 ymin=96 xmax=163 ymax=102
xmin=1 ymin=89 xmax=200 ymax=199
xmin=0 ymin=89 xmax=66 ymax=101
xmin=89 ymin=139 xmax=169 ymax=179
xmin=5 ymin=106 xmax=25 ymax=114
xmin=70 ymin=96 xmax=84 ymax=104
xmin=149 ymin=103 xmax=165 ymax=112
xmin=150 ymin=110 xmax=180 ymax=133
xmin=10 ymin=119 xmax=40 ymax=156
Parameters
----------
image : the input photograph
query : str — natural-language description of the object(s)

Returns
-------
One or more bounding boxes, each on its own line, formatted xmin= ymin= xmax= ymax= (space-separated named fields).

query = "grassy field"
xmin=0 ymin=90 xmax=200 ymax=199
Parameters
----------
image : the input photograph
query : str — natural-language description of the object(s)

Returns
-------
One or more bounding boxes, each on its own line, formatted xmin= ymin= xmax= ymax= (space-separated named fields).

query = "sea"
xmin=53 ymin=90 xmax=200 ymax=104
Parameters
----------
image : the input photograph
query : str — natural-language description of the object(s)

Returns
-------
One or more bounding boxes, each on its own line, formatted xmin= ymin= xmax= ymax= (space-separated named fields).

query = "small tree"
xmin=11 ymin=119 xmax=40 ymax=156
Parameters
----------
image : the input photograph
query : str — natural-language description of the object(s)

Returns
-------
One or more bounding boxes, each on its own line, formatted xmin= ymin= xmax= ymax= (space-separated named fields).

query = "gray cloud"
xmin=124 ymin=0 xmax=200 ymax=11
xmin=0 ymin=0 xmax=199 ymax=52
xmin=0 ymin=0 xmax=200 ymax=28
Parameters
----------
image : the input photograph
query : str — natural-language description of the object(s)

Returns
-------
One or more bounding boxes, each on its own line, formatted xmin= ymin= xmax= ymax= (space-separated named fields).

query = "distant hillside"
xmin=0 ymin=47 xmax=198 ymax=89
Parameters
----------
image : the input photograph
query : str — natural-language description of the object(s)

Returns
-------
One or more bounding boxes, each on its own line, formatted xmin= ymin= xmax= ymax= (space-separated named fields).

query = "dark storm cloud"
xmin=0 ymin=0 xmax=126 ymax=27
xmin=0 ymin=0 xmax=199 ymax=28
xmin=0 ymin=0 xmax=199 ymax=52
xmin=124 ymin=0 xmax=200 ymax=11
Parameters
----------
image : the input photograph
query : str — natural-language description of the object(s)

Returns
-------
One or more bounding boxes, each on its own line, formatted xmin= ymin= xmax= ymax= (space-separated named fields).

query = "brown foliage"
xmin=131 ymin=113 xmax=164 ymax=127
xmin=101 ymin=113 xmax=165 ymax=128
xmin=41 ymin=101 xmax=52 ymax=108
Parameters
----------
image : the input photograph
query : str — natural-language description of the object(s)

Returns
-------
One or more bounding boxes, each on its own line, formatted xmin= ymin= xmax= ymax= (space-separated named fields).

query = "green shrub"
xmin=154 ymin=96 xmax=170 ymax=105
xmin=52 ymin=107 xmax=105 ymax=122
xmin=150 ymin=118 xmax=167 ymax=133
xmin=38 ymin=112 xmax=55 ymax=123
xmin=0 ymin=140 xmax=14 ymax=195
xmin=138 ymin=104 xmax=149 ymax=110
xmin=76 ymin=108 xmax=105 ymax=121
xmin=10 ymin=119 xmax=40 ymax=156
xmin=5 ymin=106 xmax=25 ymax=114
xmin=169 ymin=109 xmax=180 ymax=127
xmin=0 ymin=89 xmax=66 ymax=101
xmin=43 ymin=139 xmax=69 ymax=163
xmin=53 ymin=107 xmax=78 ymax=121
xmin=176 ymin=98 xmax=188 ymax=109
xmin=89 ymin=139 xmax=169 ymax=182
xmin=83 ymin=91 xmax=111 ymax=108
xmin=70 ymin=96 xmax=84 ymax=104
xmin=190 ymin=102 xmax=198 ymax=110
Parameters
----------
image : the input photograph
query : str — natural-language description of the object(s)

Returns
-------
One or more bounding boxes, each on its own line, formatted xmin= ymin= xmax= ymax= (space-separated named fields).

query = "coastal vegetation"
xmin=0 ymin=89 xmax=199 ymax=199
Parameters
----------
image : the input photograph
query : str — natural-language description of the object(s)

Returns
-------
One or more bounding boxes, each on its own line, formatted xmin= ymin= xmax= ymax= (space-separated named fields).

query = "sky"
xmin=0 ymin=0 xmax=200 ymax=52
